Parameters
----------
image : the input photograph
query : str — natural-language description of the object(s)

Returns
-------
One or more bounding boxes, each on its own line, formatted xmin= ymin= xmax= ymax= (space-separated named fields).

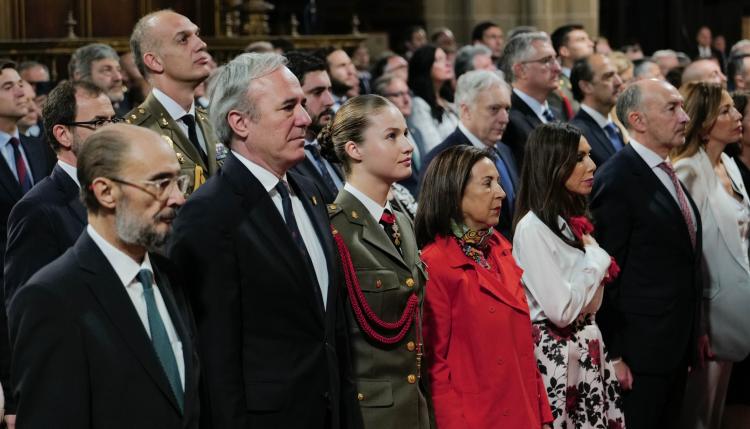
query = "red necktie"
xmin=658 ymin=162 xmax=696 ymax=248
xmin=8 ymin=137 xmax=32 ymax=193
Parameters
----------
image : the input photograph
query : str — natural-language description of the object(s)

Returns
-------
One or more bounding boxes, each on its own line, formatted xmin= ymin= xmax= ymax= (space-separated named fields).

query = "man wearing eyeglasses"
xmin=127 ymin=10 xmax=224 ymax=195
xmin=500 ymin=32 xmax=563 ymax=167
xmin=8 ymin=123 xmax=199 ymax=429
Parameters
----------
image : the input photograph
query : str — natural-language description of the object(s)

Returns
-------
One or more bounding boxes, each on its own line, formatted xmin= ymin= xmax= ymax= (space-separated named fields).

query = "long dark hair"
xmin=513 ymin=122 xmax=588 ymax=249
xmin=408 ymin=45 xmax=453 ymax=122
xmin=415 ymin=145 xmax=494 ymax=248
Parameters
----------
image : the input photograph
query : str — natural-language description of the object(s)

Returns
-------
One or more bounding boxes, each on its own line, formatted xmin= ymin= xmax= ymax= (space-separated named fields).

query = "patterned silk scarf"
xmin=450 ymin=219 xmax=495 ymax=270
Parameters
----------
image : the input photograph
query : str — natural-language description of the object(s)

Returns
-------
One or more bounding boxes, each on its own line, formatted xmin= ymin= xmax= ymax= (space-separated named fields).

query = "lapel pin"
xmin=311 ymin=196 xmax=318 ymax=205
xmin=161 ymin=117 xmax=169 ymax=126
xmin=351 ymin=210 xmax=359 ymax=219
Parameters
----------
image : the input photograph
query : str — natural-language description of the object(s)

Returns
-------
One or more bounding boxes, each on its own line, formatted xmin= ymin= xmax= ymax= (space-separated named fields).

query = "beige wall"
xmin=423 ymin=0 xmax=599 ymax=45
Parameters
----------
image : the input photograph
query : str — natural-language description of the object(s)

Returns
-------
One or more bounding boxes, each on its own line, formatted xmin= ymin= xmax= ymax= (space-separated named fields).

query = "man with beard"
xmin=286 ymin=51 xmax=344 ymax=203
xmin=317 ymin=47 xmax=360 ymax=112
xmin=69 ymin=44 xmax=130 ymax=117
xmin=127 ymin=10 xmax=224 ymax=194
xmin=8 ymin=124 xmax=200 ymax=429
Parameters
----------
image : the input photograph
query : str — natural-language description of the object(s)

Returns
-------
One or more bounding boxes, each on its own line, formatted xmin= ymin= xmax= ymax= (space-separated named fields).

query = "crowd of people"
xmin=1 ymin=8 xmax=750 ymax=429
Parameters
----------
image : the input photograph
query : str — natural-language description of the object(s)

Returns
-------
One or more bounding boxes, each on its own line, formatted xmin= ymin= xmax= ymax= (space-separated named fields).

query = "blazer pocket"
xmin=245 ymin=381 xmax=289 ymax=412
xmin=356 ymin=269 xmax=400 ymax=292
xmin=356 ymin=379 xmax=394 ymax=408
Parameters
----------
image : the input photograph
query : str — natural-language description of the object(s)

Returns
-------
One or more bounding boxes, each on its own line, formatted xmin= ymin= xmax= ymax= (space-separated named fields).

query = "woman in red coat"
xmin=415 ymin=145 xmax=553 ymax=429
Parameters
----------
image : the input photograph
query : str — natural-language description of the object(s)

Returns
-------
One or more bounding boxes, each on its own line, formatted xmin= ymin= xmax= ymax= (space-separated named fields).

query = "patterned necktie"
xmin=542 ymin=108 xmax=556 ymax=123
xmin=275 ymin=180 xmax=310 ymax=257
xmin=8 ymin=137 xmax=32 ymax=193
xmin=180 ymin=114 xmax=208 ymax=165
xmin=305 ymin=144 xmax=339 ymax=196
xmin=137 ymin=269 xmax=184 ymax=411
xmin=657 ymin=162 xmax=697 ymax=248
xmin=379 ymin=209 xmax=401 ymax=253
xmin=603 ymin=123 xmax=624 ymax=152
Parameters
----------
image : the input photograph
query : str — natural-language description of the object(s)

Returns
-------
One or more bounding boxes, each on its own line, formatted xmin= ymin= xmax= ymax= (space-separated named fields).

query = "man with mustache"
xmin=286 ymin=51 xmax=344 ymax=204
xmin=8 ymin=124 xmax=200 ymax=428
xmin=127 ymin=10 xmax=224 ymax=194
xmin=421 ymin=70 xmax=517 ymax=239
xmin=169 ymin=52 xmax=361 ymax=429
xmin=591 ymin=79 xmax=704 ymax=429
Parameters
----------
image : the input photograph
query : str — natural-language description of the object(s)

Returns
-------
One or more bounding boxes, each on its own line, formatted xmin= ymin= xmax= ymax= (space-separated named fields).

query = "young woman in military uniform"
xmin=319 ymin=94 xmax=430 ymax=429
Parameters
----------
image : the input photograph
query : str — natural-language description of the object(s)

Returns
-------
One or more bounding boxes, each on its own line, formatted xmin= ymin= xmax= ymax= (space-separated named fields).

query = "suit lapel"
xmin=20 ymin=135 xmax=49 ymax=183
xmin=51 ymin=165 xmax=87 ymax=225
xmin=580 ymin=110 xmax=616 ymax=157
xmin=75 ymin=233 xmax=183 ymax=413
xmin=0 ymin=153 xmax=22 ymax=200
xmin=511 ymin=92 xmax=543 ymax=129
xmin=144 ymin=94 xmax=207 ymax=170
xmin=195 ymin=110 xmax=219 ymax=174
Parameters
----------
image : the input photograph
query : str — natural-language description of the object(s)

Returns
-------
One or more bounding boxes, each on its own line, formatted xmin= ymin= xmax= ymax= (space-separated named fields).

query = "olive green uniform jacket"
xmin=125 ymin=93 xmax=227 ymax=193
xmin=329 ymin=189 xmax=431 ymax=429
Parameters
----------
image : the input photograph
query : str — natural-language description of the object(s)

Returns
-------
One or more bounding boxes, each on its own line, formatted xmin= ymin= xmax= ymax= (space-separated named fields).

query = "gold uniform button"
xmin=405 ymin=278 xmax=415 ymax=288
xmin=407 ymin=341 xmax=416 ymax=352
xmin=407 ymin=374 xmax=417 ymax=384
xmin=375 ymin=279 xmax=382 ymax=289
xmin=357 ymin=393 xmax=364 ymax=401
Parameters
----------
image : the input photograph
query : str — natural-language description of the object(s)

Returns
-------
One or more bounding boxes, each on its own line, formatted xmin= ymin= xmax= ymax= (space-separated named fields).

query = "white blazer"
xmin=675 ymin=148 xmax=750 ymax=361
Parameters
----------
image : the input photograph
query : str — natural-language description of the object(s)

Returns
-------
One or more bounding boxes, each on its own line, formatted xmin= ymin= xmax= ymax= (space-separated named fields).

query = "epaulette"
xmin=195 ymin=106 xmax=209 ymax=122
xmin=124 ymin=106 xmax=151 ymax=125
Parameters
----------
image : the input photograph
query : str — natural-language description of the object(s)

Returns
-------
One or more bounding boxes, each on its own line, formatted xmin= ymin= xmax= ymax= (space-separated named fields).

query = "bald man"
xmin=682 ymin=59 xmax=727 ymax=87
xmin=127 ymin=10 xmax=225 ymax=194
xmin=591 ymin=79 xmax=704 ymax=429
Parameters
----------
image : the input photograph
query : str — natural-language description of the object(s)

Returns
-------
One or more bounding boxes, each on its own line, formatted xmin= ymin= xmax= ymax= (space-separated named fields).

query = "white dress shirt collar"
xmin=513 ymin=88 xmax=552 ymax=123
xmin=57 ymin=159 xmax=80 ymax=187
xmin=458 ymin=121 xmax=494 ymax=149
xmin=562 ymin=67 xmax=571 ymax=78
xmin=86 ymin=225 xmax=154 ymax=288
xmin=231 ymin=150 xmax=287 ymax=192
xmin=629 ymin=138 xmax=670 ymax=168
xmin=579 ymin=104 xmax=613 ymax=129
xmin=0 ymin=129 xmax=21 ymax=145
xmin=152 ymin=88 xmax=195 ymax=122
xmin=344 ymin=182 xmax=393 ymax=224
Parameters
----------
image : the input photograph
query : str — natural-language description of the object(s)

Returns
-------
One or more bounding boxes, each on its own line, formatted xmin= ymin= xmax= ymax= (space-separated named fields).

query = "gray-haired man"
xmin=69 ymin=43 xmax=129 ymax=116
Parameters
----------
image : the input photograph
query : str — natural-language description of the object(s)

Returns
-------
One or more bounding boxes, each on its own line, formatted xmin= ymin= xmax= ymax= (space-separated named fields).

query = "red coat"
xmin=421 ymin=233 xmax=553 ymax=429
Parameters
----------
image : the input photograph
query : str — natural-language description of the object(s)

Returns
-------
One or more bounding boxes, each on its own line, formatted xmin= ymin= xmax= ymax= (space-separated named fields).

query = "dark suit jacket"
xmin=291 ymin=152 xmax=344 ymax=205
xmin=169 ymin=154 xmax=362 ymax=429
xmin=8 ymin=232 xmax=200 ymax=428
xmin=503 ymin=90 xmax=563 ymax=168
xmin=5 ymin=164 xmax=87 ymax=303
xmin=421 ymin=127 xmax=520 ymax=239
xmin=0 ymin=134 xmax=53 ymax=410
xmin=570 ymin=107 xmax=624 ymax=168
xmin=590 ymin=144 xmax=703 ymax=375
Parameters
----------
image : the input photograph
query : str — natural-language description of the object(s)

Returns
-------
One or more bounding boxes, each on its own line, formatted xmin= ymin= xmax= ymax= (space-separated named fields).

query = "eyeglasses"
xmin=521 ymin=55 xmax=559 ymax=68
xmin=109 ymin=174 xmax=190 ymax=199
xmin=60 ymin=117 xmax=124 ymax=130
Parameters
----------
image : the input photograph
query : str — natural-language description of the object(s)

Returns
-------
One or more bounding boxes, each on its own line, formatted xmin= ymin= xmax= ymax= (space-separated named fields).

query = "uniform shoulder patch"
xmin=124 ymin=105 xmax=151 ymax=125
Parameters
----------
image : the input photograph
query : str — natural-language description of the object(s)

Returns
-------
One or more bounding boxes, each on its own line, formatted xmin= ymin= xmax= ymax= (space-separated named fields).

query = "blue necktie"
xmin=137 ymin=269 xmax=184 ymax=411
xmin=493 ymin=148 xmax=515 ymax=215
xmin=603 ymin=123 xmax=624 ymax=152
xmin=305 ymin=144 xmax=339 ymax=196
xmin=542 ymin=108 xmax=556 ymax=123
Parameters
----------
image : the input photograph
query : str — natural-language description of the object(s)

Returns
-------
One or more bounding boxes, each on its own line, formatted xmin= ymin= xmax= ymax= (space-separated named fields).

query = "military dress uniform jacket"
xmin=125 ymin=93 xmax=227 ymax=193
xmin=328 ymin=190 xmax=431 ymax=429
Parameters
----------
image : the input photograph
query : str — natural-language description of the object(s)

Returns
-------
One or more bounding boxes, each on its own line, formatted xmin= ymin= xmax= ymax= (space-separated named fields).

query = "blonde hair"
xmin=672 ymin=81 xmax=725 ymax=161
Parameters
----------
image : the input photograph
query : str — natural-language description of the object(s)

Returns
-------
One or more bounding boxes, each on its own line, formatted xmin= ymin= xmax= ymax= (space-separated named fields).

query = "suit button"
xmin=405 ymin=278 xmax=415 ymax=288
xmin=375 ymin=279 xmax=382 ymax=288
xmin=407 ymin=374 xmax=417 ymax=384
xmin=489 ymin=306 xmax=496 ymax=313
xmin=407 ymin=341 xmax=416 ymax=352
xmin=357 ymin=393 xmax=365 ymax=401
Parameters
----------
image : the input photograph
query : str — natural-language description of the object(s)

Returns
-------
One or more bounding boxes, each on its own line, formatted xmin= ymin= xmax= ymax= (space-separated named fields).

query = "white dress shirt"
xmin=58 ymin=159 xmax=79 ymax=187
xmin=86 ymin=225 xmax=185 ymax=388
xmin=343 ymin=183 xmax=394 ymax=226
xmin=0 ymin=129 xmax=34 ymax=184
xmin=151 ymin=88 xmax=207 ymax=154
xmin=304 ymin=139 xmax=344 ymax=190
xmin=513 ymin=211 xmax=611 ymax=327
xmin=458 ymin=121 xmax=493 ymax=150
xmin=513 ymin=88 xmax=555 ymax=124
xmin=232 ymin=150 xmax=330 ymax=308
xmin=579 ymin=104 xmax=615 ymax=130
xmin=629 ymin=138 xmax=697 ymax=226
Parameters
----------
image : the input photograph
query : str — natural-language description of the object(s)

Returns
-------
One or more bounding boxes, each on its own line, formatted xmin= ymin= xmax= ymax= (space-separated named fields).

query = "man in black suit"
xmin=286 ymin=51 xmax=344 ymax=204
xmin=570 ymin=54 xmax=625 ymax=168
xmin=422 ymin=70 xmax=517 ymax=238
xmin=690 ymin=26 xmax=725 ymax=72
xmin=500 ymin=32 xmax=564 ymax=167
xmin=169 ymin=53 xmax=361 ymax=429
xmin=9 ymin=124 xmax=199 ymax=428
xmin=591 ymin=79 xmax=706 ymax=429
xmin=5 ymin=80 xmax=116 ymax=302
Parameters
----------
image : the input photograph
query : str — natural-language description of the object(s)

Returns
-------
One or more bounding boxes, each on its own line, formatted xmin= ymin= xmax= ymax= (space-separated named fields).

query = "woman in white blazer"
xmin=673 ymin=82 xmax=750 ymax=429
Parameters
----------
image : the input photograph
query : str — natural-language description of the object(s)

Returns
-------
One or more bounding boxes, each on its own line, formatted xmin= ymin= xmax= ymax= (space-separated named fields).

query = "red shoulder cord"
xmin=332 ymin=228 xmax=419 ymax=345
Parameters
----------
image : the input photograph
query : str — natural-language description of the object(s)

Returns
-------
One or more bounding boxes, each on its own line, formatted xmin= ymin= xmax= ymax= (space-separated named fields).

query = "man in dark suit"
xmin=5 ymin=80 xmax=116 ymax=302
xmin=570 ymin=54 xmax=625 ymax=167
xmin=690 ymin=26 xmax=726 ymax=72
xmin=422 ymin=70 xmax=517 ymax=238
xmin=9 ymin=124 xmax=199 ymax=428
xmin=169 ymin=53 xmax=361 ymax=429
xmin=591 ymin=79 xmax=706 ymax=429
xmin=286 ymin=51 xmax=344 ymax=204
xmin=549 ymin=24 xmax=594 ymax=119
xmin=500 ymin=32 xmax=564 ymax=167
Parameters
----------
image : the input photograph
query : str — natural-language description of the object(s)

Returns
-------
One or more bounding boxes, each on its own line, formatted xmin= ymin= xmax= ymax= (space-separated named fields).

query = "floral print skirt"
xmin=532 ymin=314 xmax=626 ymax=429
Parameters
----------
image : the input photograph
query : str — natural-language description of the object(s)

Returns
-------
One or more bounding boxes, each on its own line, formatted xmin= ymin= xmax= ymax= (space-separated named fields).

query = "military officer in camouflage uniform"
xmin=321 ymin=94 xmax=431 ymax=429
xmin=128 ymin=9 xmax=226 ymax=193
